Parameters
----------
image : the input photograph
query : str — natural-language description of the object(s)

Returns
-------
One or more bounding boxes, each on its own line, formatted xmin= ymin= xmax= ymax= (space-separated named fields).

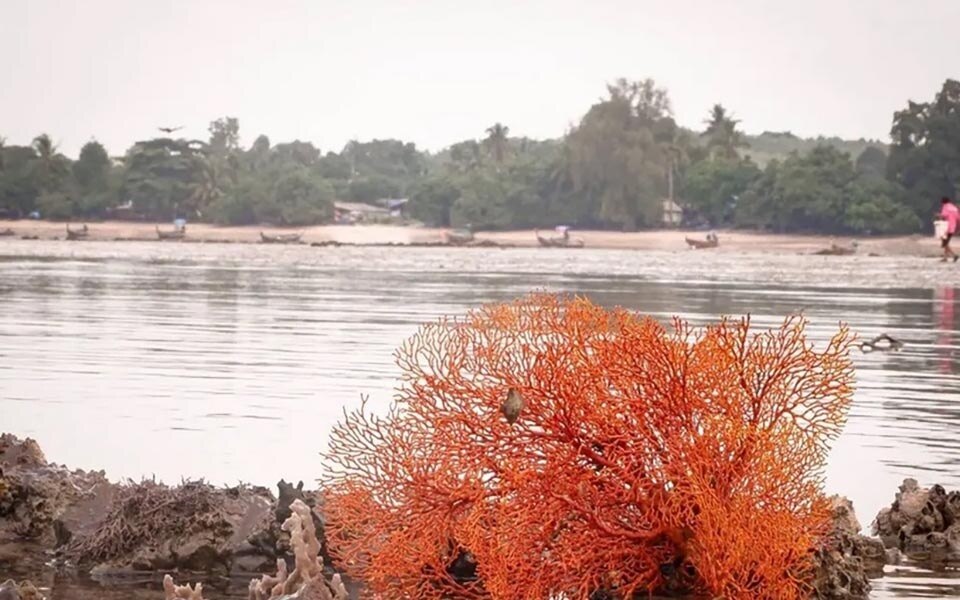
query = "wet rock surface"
xmin=812 ymin=496 xmax=886 ymax=599
xmin=872 ymin=478 xmax=960 ymax=558
xmin=1 ymin=434 xmax=899 ymax=599
xmin=0 ymin=434 xmax=330 ymax=580
xmin=0 ymin=579 xmax=43 ymax=600
xmin=0 ymin=434 xmax=113 ymax=573
xmin=165 ymin=499 xmax=349 ymax=600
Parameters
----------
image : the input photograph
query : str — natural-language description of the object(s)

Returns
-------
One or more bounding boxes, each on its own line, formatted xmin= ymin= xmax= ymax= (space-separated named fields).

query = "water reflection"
xmin=1 ymin=242 xmax=960 ymax=598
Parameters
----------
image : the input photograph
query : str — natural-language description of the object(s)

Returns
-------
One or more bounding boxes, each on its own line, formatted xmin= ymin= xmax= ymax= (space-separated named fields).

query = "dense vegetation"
xmin=2 ymin=79 xmax=957 ymax=234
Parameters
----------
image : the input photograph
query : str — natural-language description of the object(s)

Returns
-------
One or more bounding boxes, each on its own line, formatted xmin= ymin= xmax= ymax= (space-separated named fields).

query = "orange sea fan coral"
xmin=322 ymin=294 xmax=855 ymax=600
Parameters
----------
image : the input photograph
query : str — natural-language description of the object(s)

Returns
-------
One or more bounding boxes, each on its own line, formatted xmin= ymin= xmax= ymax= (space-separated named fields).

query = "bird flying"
xmin=158 ymin=126 xmax=183 ymax=134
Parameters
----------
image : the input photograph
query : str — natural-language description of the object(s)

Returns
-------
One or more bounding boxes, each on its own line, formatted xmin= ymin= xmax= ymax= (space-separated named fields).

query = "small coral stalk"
xmin=166 ymin=499 xmax=348 ymax=600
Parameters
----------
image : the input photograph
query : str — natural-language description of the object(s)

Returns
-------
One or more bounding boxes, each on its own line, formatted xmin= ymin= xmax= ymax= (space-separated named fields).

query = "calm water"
xmin=1 ymin=239 xmax=960 ymax=598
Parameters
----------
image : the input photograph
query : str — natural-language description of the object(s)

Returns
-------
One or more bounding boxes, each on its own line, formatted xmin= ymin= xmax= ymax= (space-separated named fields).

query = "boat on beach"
xmin=260 ymin=231 xmax=303 ymax=244
xmin=156 ymin=225 xmax=186 ymax=240
xmin=444 ymin=227 xmax=475 ymax=246
xmin=536 ymin=226 xmax=584 ymax=248
xmin=685 ymin=232 xmax=719 ymax=249
xmin=65 ymin=224 xmax=89 ymax=240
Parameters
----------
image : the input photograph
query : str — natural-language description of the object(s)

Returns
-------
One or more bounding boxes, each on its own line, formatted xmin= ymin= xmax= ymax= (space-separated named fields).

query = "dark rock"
xmin=942 ymin=491 xmax=960 ymax=527
xmin=0 ymin=580 xmax=42 ymax=600
xmin=813 ymin=496 xmax=886 ymax=599
xmin=0 ymin=580 xmax=18 ymax=600
xmin=1 ymin=433 xmax=111 ymax=571
xmin=873 ymin=478 xmax=960 ymax=558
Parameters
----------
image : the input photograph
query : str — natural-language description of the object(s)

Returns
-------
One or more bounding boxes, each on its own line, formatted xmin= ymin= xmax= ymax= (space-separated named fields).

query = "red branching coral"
xmin=322 ymin=294 xmax=854 ymax=599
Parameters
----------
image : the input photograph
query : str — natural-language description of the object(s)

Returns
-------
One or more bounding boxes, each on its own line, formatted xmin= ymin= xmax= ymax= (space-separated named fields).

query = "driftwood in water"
xmin=814 ymin=241 xmax=858 ymax=256
xmin=859 ymin=334 xmax=904 ymax=353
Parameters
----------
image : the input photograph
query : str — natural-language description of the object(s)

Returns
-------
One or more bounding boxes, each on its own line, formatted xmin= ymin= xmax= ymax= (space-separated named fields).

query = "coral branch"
xmin=322 ymin=294 xmax=855 ymax=599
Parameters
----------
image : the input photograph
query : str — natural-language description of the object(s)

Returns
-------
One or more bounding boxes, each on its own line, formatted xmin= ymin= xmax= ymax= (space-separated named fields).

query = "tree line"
xmin=1 ymin=78 xmax=957 ymax=234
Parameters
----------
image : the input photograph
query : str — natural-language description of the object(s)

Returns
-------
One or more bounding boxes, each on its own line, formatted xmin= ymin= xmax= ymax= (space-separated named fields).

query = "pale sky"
xmin=2 ymin=0 xmax=958 ymax=158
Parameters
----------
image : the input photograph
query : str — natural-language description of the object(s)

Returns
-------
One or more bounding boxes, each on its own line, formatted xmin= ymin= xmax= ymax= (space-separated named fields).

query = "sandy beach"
xmin=0 ymin=219 xmax=943 ymax=256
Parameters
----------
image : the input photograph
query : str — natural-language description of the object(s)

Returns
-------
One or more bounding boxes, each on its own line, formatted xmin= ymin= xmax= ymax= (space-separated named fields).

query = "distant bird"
xmin=158 ymin=126 xmax=183 ymax=134
xmin=500 ymin=387 xmax=524 ymax=424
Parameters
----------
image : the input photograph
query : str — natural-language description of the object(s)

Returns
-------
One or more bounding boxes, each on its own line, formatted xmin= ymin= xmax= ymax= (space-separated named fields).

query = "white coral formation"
xmin=162 ymin=575 xmax=204 ymax=600
xmin=165 ymin=499 xmax=347 ymax=600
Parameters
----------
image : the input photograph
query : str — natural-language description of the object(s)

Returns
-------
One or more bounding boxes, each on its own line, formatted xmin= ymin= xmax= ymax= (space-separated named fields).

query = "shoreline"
xmin=0 ymin=432 xmax=921 ymax=600
xmin=0 ymin=219 xmax=944 ymax=256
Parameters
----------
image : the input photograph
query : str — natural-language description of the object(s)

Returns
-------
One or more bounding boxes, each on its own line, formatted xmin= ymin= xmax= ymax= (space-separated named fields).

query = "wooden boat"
xmin=260 ymin=231 xmax=302 ymax=244
xmin=535 ymin=229 xmax=584 ymax=248
xmin=65 ymin=224 xmax=89 ymax=240
xmin=445 ymin=229 xmax=475 ymax=246
xmin=685 ymin=232 xmax=718 ymax=249
xmin=157 ymin=225 xmax=186 ymax=240
xmin=0 ymin=228 xmax=14 ymax=237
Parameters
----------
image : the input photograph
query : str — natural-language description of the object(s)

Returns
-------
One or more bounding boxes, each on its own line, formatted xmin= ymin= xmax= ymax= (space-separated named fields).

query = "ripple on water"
xmin=1 ymin=241 xmax=959 ymax=598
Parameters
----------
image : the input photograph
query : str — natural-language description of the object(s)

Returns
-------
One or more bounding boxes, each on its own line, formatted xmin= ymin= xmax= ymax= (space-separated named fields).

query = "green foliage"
xmin=484 ymin=123 xmax=510 ymax=164
xmin=742 ymin=131 xmax=886 ymax=168
xmin=702 ymin=104 xmax=748 ymax=161
xmin=564 ymin=78 xmax=673 ymax=230
xmin=344 ymin=176 xmax=400 ymax=203
xmin=408 ymin=175 xmax=460 ymax=226
xmin=0 ymin=145 xmax=42 ymax=216
xmin=208 ymin=117 xmax=240 ymax=156
xmin=316 ymin=152 xmax=352 ymax=180
xmin=207 ymin=175 xmax=263 ymax=225
xmin=72 ymin=141 xmax=116 ymax=216
xmin=684 ymin=158 xmax=761 ymax=226
xmin=887 ymin=79 xmax=960 ymax=220
xmin=73 ymin=141 xmax=111 ymax=194
xmin=735 ymin=145 xmax=919 ymax=235
xmin=36 ymin=191 xmax=74 ymax=221
xmin=121 ymin=138 xmax=209 ymax=219
xmin=855 ymin=146 xmax=887 ymax=179
xmin=30 ymin=134 xmax=70 ymax=192
xmin=5 ymin=78 xmax=954 ymax=237
xmin=259 ymin=169 xmax=334 ymax=226
xmin=843 ymin=178 xmax=921 ymax=234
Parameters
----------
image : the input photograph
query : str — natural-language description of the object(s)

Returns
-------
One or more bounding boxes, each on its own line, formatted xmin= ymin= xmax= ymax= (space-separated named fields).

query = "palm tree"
xmin=484 ymin=123 xmax=510 ymax=164
xmin=31 ymin=133 xmax=68 ymax=190
xmin=32 ymin=134 xmax=56 ymax=173
xmin=188 ymin=154 xmax=223 ymax=215
xmin=703 ymin=104 xmax=747 ymax=161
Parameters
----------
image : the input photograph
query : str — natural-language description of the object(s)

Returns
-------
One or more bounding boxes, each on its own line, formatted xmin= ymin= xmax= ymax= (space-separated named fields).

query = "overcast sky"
xmin=2 ymin=0 xmax=958 ymax=158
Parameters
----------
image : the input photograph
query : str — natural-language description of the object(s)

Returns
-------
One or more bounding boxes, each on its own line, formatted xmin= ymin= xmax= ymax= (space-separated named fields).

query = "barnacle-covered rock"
xmin=166 ymin=500 xmax=348 ymax=600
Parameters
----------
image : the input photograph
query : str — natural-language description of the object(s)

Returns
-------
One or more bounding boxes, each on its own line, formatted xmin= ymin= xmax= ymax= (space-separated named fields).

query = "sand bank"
xmin=0 ymin=220 xmax=944 ymax=257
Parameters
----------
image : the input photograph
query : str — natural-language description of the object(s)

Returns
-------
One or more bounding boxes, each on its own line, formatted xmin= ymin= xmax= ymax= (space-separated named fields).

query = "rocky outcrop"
xmin=0 ymin=434 xmax=113 ymax=572
xmin=69 ymin=479 xmax=278 ymax=575
xmin=0 ymin=580 xmax=44 ymax=600
xmin=872 ymin=478 xmax=960 ymax=556
xmin=164 ymin=499 xmax=348 ymax=600
xmin=812 ymin=496 xmax=886 ymax=599
xmin=0 ymin=434 xmax=329 ymax=578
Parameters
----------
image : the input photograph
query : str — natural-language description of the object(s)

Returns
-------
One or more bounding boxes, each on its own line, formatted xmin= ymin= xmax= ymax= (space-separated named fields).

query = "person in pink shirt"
xmin=940 ymin=196 xmax=960 ymax=262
